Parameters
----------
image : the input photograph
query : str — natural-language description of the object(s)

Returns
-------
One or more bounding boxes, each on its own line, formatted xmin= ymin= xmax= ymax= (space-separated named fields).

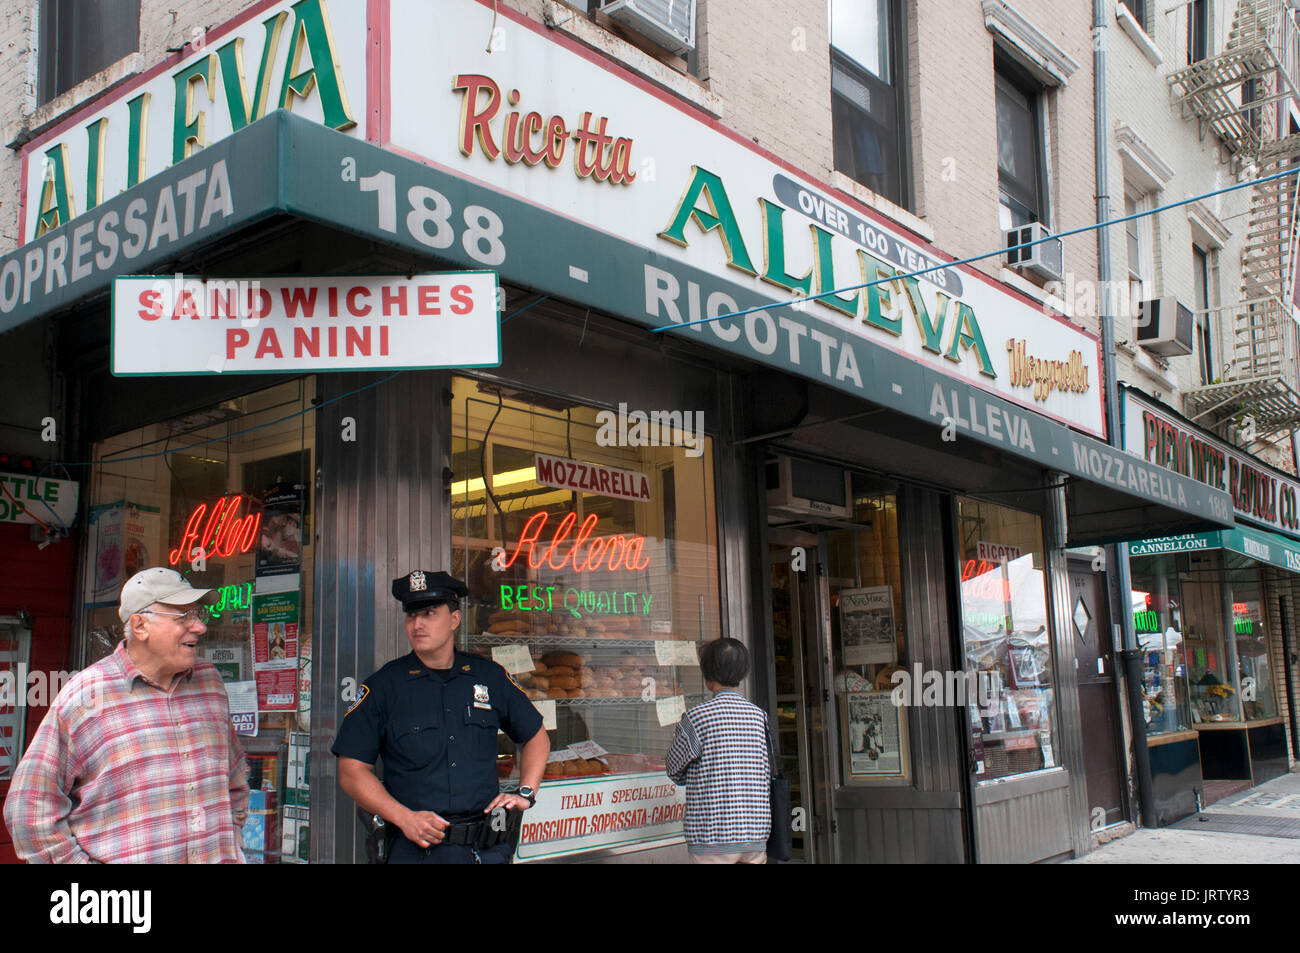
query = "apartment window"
xmin=38 ymin=0 xmax=139 ymax=103
xmin=1194 ymin=245 xmax=1214 ymax=384
xmin=1121 ymin=0 xmax=1149 ymax=32
xmin=830 ymin=0 xmax=910 ymax=209
xmin=1188 ymin=0 xmax=1208 ymax=64
xmin=996 ymin=57 xmax=1046 ymax=230
xmin=1125 ymin=188 xmax=1153 ymax=325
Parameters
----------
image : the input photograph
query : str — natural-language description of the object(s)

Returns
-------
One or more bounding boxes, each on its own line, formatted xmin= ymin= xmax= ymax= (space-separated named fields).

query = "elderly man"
xmin=3 ymin=567 xmax=249 ymax=863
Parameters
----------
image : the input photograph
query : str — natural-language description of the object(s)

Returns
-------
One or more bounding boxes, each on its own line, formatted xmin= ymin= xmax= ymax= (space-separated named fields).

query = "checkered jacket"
xmin=666 ymin=690 xmax=772 ymax=853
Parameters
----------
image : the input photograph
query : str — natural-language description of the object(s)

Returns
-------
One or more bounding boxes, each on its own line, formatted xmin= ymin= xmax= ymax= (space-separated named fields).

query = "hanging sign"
xmin=534 ymin=454 xmax=651 ymax=503
xmin=0 ymin=472 xmax=78 ymax=527
xmin=111 ymin=273 xmax=500 ymax=375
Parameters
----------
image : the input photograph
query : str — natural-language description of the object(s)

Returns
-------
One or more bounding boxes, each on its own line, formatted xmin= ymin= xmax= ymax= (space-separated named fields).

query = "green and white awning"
xmin=1130 ymin=526 xmax=1300 ymax=574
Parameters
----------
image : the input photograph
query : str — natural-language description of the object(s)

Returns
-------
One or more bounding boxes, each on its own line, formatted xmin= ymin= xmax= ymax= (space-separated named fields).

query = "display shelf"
xmin=468 ymin=633 xmax=666 ymax=650
xmin=981 ymin=729 xmax=1042 ymax=741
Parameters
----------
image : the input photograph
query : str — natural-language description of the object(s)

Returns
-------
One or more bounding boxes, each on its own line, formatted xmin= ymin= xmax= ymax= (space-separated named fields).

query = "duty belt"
xmin=437 ymin=810 xmax=521 ymax=850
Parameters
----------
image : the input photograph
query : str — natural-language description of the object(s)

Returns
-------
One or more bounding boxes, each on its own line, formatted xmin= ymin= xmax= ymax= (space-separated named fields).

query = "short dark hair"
xmin=699 ymin=638 xmax=749 ymax=687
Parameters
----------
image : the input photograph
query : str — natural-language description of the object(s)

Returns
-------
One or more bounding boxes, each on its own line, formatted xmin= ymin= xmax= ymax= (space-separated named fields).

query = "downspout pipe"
xmin=1094 ymin=0 xmax=1158 ymax=828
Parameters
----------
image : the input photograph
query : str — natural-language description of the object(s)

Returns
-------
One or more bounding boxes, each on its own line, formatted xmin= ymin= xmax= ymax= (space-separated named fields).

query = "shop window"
xmin=1128 ymin=554 xmax=1193 ymax=735
xmin=1194 ymin=245 xmax=1214 ymax=385
xmin=1180 ymin=551 xmax=1242 ymax=723
xmin=38 ymin=0 xmax=140 ymax=103
xmin=450 ymin=376 xmax=720 ymax=861
xmin=82 ymin=379 xmax=316 ymax=863
xmin=830 ymin=0 xmax=911 ymax=209
xmin=1223 ymin=557 xmax=1277 ymax=721
xmin=1187 ymin=0 xmax=1208 ymax=64
xmin=0 ymin=619 xmax=32 ymax=781
xmin=995 ymin=56 xmax=1047 ymax=231
xmin=825 ymin=493 xmax=907 ymax=783
xmin=956 ymin=498 xmax=1058 ymax=781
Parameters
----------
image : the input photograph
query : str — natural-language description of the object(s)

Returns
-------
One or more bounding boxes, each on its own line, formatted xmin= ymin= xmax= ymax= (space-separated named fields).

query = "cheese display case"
xmin=449 ymin=376 xmax=720 ymax=860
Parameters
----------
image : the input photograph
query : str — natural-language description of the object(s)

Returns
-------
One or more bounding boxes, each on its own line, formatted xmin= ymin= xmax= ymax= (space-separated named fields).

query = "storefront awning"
xmin=1130 ymin=526 xmax=1300 ymax=573
xmin=0 ymin=112 xmax=1234 ymax=543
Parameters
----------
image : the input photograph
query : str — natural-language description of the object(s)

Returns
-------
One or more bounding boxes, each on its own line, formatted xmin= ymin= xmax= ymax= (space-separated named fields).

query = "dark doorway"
xmin=1069 ymin=560 xmax=1126 ymax=829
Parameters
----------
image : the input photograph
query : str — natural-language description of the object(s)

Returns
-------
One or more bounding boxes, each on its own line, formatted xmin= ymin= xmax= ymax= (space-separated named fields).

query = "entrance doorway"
xmin=1068 ymin=559 xmax=1126 ymax=829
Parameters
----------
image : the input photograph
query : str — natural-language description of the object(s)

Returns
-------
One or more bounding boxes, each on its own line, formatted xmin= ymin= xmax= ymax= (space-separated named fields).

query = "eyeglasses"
xmin=141 ymin=607 xmax=207 ymax=625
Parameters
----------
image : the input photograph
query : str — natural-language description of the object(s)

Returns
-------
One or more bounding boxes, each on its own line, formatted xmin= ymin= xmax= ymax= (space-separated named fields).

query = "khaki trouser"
xmin=688 ymin=850 xmax=767 ymax=864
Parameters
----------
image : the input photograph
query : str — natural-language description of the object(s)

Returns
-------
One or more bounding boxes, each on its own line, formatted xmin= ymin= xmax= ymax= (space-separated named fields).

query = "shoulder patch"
xmin=504 ymin=670 xmax=526 ymax=693
xmin=345 ymin=683 xmax=370 ymax=716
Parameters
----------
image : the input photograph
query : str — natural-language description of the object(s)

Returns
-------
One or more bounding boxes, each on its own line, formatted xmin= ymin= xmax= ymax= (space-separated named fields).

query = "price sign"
xmin=492 ymin=643 xmax=535 ymax=674
xmin=656 ymin=695 xmax=686 ymax=726
xmin=568 ymin=740 xmax=608 ymax=760
xmin=532 ymin=699 xmax=557 ymax=731
xmin=654 ymin=641 xmax=699 ymax=666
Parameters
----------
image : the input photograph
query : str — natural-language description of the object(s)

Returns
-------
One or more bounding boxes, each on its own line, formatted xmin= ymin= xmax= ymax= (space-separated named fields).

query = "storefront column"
xmin=311 ymin=370 xmax=451 ymax=864
xmin=1043 ymin=472 xmax=1090 ymax=856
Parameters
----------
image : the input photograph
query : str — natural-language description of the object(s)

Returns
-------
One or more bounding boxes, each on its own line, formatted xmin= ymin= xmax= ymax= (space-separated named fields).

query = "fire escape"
xmin=1169 ymin=0 xmax=1300 ymax=442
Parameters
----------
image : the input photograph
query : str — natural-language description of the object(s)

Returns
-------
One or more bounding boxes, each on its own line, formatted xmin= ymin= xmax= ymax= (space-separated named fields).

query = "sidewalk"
xmin=1070 ymin=771 xmax=1300 ymax=863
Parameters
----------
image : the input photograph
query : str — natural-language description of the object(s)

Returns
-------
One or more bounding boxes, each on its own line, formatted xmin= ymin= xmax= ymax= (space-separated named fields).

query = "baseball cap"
xmin=392 ymin=570 xmax=468 ymax=612
xmin=119 ymin=567 xmax=216 ymax=623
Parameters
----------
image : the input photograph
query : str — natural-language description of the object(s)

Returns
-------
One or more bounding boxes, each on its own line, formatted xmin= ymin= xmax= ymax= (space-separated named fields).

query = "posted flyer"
xmin=252 ymin=591 xmax=299 ymax=712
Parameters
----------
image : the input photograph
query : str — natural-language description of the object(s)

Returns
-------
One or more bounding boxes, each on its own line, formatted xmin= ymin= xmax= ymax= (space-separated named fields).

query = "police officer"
xmin=332 ymin=570 xmax=550 ymax=863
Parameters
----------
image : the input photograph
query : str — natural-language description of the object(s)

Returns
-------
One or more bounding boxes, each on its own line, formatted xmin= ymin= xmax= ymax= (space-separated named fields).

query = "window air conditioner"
xmin=1003 ymin=222 xmax=1064 ymax=282
xmin=1136 ymin=297 xmax=1194 ymax=356
xmin=765 ymin=455 xmax=852 ymax=520
xmin=601 ymin=0 xmax=696 ymax=55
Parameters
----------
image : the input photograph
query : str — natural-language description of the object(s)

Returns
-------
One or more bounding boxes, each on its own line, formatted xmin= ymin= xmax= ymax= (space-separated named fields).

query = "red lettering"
xmin=450 ymin=284 xmax=473 ymax=314
xmin=346 ymin=286 xmax=371 ymax=316
xmin=138 ymin=289 xmax=163 ymax=320
xmin=345 ymin=325 xmax=371 ymax=356
xmin=172 ymin=291 xmax=199 ymax=320
xmin=382 ymin=285 xmax=406 ymax=316
xmin=212 ymin=288 xmax=238 ymax=319
xmin=419 ymin=286 xmax=441 ymax=315
xmin=254 ymin=328 xmax=283 ymax=359
xmin=249 ymin=288 xmax=272 ymax=319
xmin=169 ymin=495 xmax=261 ymax=565
xmin=501 ymin=511 xmax=650 ymax=573
xmin=545 ymin=115 xmax=568 ymax=168
xmin=452 ymin=74 xmax=502 ymax=159
xmin=281 ymin=286 xmax=318 ymax=318
xmin=226 ymin=328 xmax=249 ymax=358
xmin=294 ymin=327 xmax=319 ymax=357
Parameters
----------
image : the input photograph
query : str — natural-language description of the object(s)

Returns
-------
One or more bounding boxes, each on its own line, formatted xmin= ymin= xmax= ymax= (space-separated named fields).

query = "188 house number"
xmin=347 ymin=162 xmax=507 ymax=267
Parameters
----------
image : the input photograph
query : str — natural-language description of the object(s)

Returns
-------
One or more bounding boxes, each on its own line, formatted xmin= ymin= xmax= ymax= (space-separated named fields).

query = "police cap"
xmin=391 ymin=570 xmax=469 ymax=612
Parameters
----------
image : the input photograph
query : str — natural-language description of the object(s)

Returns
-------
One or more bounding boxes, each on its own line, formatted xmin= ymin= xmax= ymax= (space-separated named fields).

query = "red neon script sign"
xmin=500 ymin=511 xmax=650 ymax=572
xmin=169 ymin=495 xmax=262 ymax=565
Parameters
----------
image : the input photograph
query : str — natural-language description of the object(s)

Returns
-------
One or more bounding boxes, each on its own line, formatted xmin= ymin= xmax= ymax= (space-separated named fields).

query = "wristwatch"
xmin=517 ymin=785 xmax=537 ymax=807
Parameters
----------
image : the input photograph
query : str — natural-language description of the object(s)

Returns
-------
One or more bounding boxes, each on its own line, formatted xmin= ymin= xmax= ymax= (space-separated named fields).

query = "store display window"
xmin=81 ymin=380 xmax=316 ymax=863
xmin=1128 ymin=554 xmax=1192 ymax=735
xmin=0 ymin=618 xmax=32 ymax=781
xmin=1179 ymin=551 xmax=1242 ymax=723
xmin=1222 ymin=556 xmax=1276 ymax=722
xmin=956 ymin=498 xmax=1058 ymax=781
xmin=823 ymin=494 xmax=908 ymax=783
xmin=450 ymin=377 xmax=720 ymax=861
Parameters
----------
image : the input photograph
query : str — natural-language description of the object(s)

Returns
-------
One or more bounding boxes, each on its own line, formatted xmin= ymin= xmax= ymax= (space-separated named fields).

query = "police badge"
xmin=409 ymin=570 xmax=427 ymax=592
xmin=473 ymin=683 xmax=491 ymax=709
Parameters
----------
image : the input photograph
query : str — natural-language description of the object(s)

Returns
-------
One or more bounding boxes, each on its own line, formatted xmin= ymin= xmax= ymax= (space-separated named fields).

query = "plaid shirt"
xmin=2 ymin=641 xmax=249 ymax=863
xmin=666 ymin=689 xmax=772 ymax=853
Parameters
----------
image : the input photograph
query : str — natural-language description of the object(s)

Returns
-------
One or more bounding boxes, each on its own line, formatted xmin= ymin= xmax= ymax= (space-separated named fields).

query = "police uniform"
xmin=331 ymin=571 xmax=544 ymax=864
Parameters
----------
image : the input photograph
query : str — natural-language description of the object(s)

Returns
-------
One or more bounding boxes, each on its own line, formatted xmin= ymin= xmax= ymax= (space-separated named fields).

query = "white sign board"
xmin=0 ymin=472 xmax=79 ymax=527
xmin=516 ymin=773 xmax=685 ymax=862
xmin=111 ymin=273 xmax=500 ymax=375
